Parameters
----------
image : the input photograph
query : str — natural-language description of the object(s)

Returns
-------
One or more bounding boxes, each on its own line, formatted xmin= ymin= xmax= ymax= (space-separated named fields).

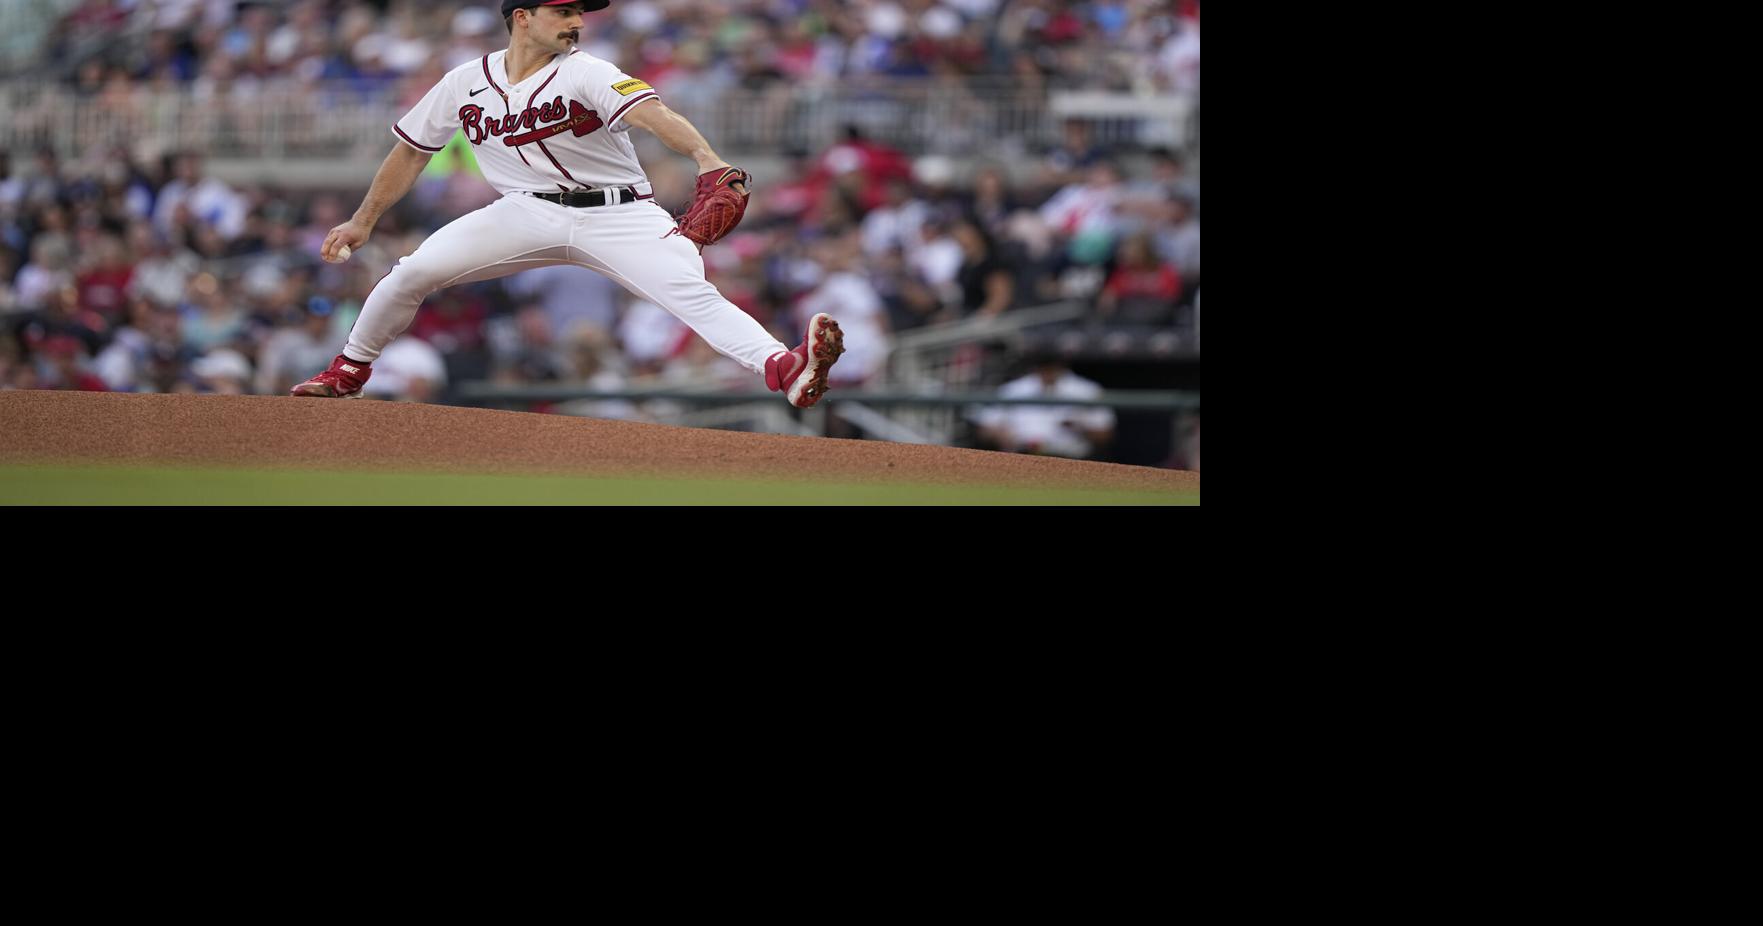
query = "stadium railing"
xmin=0 ymin=77 xmax=1196 ymax=167
xmin=453 ymin=301 xmax=1198 ymax=447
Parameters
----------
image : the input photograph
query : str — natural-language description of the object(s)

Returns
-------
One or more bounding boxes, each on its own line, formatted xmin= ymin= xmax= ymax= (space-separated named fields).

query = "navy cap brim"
xmin=502 ymin=1 xmax=610 ymax=15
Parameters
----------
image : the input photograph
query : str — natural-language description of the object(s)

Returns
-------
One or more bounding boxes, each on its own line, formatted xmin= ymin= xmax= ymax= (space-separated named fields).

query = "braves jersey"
xmin=392 ymin=49 xmax=661 ymax=195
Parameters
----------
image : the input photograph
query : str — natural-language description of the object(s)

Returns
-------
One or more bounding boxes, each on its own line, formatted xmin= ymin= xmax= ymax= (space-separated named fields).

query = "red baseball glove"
xmin=671 ymin=166 xmax=751 ymax=249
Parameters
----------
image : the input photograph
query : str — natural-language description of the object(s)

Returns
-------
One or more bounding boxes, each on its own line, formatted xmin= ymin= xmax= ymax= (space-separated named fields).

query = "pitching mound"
xmin=2 ymin=392 xmax=1199 ymax=504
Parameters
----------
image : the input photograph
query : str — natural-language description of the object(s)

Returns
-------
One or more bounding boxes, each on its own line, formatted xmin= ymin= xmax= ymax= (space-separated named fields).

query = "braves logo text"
xmin=458 ymin=97 xmax=603 ymax=146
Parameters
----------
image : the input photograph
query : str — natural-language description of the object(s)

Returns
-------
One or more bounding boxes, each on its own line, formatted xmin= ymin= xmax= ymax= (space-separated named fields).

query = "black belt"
xmin=528 ymin=188 xmax=648 ymax=207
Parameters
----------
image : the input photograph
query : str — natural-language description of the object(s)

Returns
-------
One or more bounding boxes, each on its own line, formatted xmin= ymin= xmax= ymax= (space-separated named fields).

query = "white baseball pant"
xmin=343 ymin=193 xmax=786 ymax=373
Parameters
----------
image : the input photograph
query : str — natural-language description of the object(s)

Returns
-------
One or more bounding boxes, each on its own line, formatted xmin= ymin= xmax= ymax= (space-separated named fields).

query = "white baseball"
xmin=335 ymin=244 xmax=352 ymax=262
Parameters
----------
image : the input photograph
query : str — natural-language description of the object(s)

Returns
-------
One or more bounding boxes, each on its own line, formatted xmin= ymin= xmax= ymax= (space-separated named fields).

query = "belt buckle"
xmin=564 ymin=186 xmax=629 ymax=207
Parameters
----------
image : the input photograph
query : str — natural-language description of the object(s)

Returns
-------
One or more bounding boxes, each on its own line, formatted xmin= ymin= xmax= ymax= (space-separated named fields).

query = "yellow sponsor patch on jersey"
xmin=612 ymin=79 xmax=652 ymax=96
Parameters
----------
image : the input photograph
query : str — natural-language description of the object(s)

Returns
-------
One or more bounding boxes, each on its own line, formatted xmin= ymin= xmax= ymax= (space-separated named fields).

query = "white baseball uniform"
xmin=341 ymin=48 xmax=786 ymax=377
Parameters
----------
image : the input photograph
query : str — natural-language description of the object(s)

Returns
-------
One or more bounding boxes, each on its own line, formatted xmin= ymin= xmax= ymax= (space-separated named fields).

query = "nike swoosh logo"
xmin=470 ymin=87 xmax=490 ymax=97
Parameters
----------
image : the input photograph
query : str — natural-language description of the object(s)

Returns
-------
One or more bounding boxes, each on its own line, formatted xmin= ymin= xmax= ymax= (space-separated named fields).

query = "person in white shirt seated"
xmin=972 ymin=353 xmax=1115 ymax=460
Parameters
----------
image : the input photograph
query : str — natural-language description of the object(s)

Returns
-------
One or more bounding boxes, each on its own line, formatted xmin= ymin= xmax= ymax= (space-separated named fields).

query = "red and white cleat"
xmin=764 ymin=313 xmax=845 ymax=408
xmin=290 ymin=354 xmax=372 ymax=399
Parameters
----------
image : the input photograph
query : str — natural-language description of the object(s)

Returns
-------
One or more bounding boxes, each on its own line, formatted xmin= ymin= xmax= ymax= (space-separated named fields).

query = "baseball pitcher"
xmin=292 ymin=0 xmax=843 ymax=408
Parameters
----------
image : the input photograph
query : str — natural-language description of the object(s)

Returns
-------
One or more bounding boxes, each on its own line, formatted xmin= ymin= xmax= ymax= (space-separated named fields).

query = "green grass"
xmin=1 ymin=465 xmax=1197 ymax=506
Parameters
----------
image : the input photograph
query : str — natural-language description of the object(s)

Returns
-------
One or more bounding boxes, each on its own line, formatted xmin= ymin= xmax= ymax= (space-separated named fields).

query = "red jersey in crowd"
xmin=1104 ymin=264 xmax=1181 ymax=302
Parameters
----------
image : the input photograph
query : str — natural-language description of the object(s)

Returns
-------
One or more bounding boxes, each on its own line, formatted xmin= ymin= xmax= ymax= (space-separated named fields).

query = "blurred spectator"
xmin=962 ymin=164 xmax=1021 ymax=242
xmin=190 ymin=347 xmax=253 ymax=394
xmin=860 ymin=179 xmax=929 ymax=261
xmin=126 ymin=223 xmax=198 ymax=308
xmin=618 ymin=298 xmax=691 ymax=377
xmin=362 ymin=335 xmax=447 ymax=402
xmin=94 ymin=296 xmax=183 ymax=392
xmin=1155 ymin=191 xmax=1200 ymax=302
xmin=75 ymin=233 xmax=134 ymax=323
xmin=1039 ymin=160 xmax=1125 ymax=268
xmin=553 ymin=321 xmax=642 ymax=421
xmin=1044 ymin=119 xmax=1108 ymax=185
xmin=819 ymin=125 xmax=914 ymax=214
xmin=1096 ymin=233 xmax=1178 ymax=324
xmin=256 ymin=296 xmax=343 ymax=396
xmin=0 ymin=248 xmax=18 ymax=315
xmin=152 ymin=152 xmax=247 ymax=239
xmin=13 ymin=282 xmax=104 ymax=358
xmin=406 ymin=286 xmax=492 ymax=382
xmin=1154 ymin=8 xmax=1202 ymax=93
xmin=972 ymin=355 xmax=1115 ymax=460
xmin=502 ymin=264 xmax=622 ymax=336
xmin=178 ymin=272 xmax=244 ymax=354
xmin=953 ymin=220 xmax=1013 ymax=319
xmin=1145 ymin=146 xmax=1200 ymax=208
xmin=0 ymin=336 xmax=23 ymax=389
xmin=0 ymin=149 xmax=23 ymax=215
xmin=755 ymin=150 xmax=828 ymax=225
xmin=14 ymin=231 xmax=75 ymax=312
xmin=133 ymin=27 xmax=198 ymax=81
xmin=793 ymin=233 xmax=889 ymax=387
xmin=14 ymin=148 xmax=64 ymax=211
xmin=912 ymin=154 xmax=966 ymax=213
xmin=909 ymin=213 xmax=965 ymax=301
xmin=442 ymin=6 xmax=502 ymax=68
xmin=95 ymin=147 xmax=158 ymax=223
xmin=37 ymin=334 xmax=110 ymax=392
xmin=294 ymin=195 xmax=342 ymax=252
xmin=658 ymin=336 xmax=751 ymax=391
xmin=489 ymin=304 xmax=573 ymax=386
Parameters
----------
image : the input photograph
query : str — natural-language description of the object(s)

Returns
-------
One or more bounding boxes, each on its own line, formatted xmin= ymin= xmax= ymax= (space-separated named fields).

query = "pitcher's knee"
xmin=381 ymin=256 xmax=450 ymax=301
xmin=663 ymin=282 xmax=737 ymax=316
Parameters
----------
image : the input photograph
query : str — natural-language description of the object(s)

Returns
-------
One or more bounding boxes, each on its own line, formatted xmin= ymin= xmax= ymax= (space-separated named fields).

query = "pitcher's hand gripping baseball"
xmin=670 ymin=167 xmax=751 ymax=249
xmin=323 ymin=221 xmax=371 ymax=263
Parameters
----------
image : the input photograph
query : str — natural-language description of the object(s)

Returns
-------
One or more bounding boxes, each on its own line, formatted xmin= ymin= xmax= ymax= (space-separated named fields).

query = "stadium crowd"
xmin=6 ymin=0 xmax=1200 ymax=95
xmin=2 ymin=0 xmax=1197 ymax=462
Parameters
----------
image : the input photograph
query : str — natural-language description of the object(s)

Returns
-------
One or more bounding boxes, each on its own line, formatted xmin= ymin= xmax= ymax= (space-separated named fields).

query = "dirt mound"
xmin=1 ymin=392 xmax=1198 ymax=493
